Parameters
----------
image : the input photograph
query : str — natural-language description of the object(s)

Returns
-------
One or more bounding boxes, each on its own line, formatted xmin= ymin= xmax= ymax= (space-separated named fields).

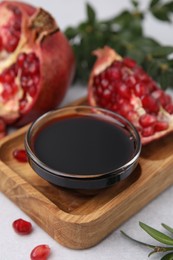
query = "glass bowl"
xmin=25 ymin=106 xmax=141 ymax=190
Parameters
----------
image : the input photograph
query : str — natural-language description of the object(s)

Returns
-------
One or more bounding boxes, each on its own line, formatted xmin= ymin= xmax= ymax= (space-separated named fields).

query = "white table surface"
xmin=1 ymin=1 xmax=173 ymax=259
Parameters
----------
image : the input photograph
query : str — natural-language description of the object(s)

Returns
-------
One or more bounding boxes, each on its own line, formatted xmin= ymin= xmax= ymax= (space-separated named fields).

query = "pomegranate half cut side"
xmin=88 ymin=46 xmax=173 ymax=145
xmin=0 ymin=1 xmax=75 ymax=127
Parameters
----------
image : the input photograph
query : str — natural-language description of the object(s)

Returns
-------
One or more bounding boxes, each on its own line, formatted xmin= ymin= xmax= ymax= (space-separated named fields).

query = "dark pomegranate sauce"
xmin=33 ymin=116 xmax=136 ymax=175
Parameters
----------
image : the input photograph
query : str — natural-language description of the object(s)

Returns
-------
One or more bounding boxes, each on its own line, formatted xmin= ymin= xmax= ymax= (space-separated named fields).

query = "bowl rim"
xmin=25 ymin=105 xmax=141 ymax=180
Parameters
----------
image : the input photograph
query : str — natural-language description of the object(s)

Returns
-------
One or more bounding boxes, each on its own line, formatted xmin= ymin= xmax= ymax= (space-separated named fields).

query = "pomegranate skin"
xmin=88 ymin=46 xmax=173 ymax=145
xmin=0 ymin=1 xmax=75 ymax=127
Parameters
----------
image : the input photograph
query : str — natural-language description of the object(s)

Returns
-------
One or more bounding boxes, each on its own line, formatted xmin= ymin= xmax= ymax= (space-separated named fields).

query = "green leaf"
xmin=86 ymin=3 xmax=96 ymax=24
xmin=151 ymin=6 xmax=171 ymax=22
xmin=162 ymin=224 xmax=173 ymax=234
xmin=121 ymin=229 xmax=173 ymax=258
xmin=161 ymin=252 xmax=173 ymax=260
xmin=139 ymin=222 xmax=173 ymax=246
xmin=131 ymin=0 xmax=139 ymax=8
xmin=64 ymin=27 xmax=78 ymax=39
xmin=150 ymin=46 xmax=173 ymax=57
xmin=164 ymin=1 xmax=173 ymax=11
xmin=120 ymin=230 xmax=156 ymax=249
xmin=149 ymin=0 xmax=161 ymax=8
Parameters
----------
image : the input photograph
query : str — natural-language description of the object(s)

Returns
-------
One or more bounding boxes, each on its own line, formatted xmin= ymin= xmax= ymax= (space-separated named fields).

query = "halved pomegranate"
xmin=0 ymin=1 xmax=75 ymax=129
xmin=88 ymin=46 xmax=173 ymax=144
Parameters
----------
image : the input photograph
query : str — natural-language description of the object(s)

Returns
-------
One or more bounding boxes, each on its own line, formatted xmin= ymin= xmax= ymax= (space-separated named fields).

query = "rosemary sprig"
xmin=121 ymin=222 xmax=173 ymax=259
xmin=64 ymin=0 xmax=173 ymax=89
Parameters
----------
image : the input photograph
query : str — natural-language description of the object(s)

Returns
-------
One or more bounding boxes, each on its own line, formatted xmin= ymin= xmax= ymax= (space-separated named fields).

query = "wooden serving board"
xmin=0 ymin=96 xmax=173 ymax=249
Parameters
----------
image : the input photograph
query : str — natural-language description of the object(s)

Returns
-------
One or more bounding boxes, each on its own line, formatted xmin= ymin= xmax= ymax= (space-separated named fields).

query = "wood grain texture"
xmin=0 ymin=97 xmax=173 ymax=249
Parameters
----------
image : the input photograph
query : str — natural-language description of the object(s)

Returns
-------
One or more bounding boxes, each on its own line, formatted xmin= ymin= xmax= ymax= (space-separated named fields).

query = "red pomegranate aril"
xmin=151 ymin=89 xmax=163 ymax=100
xmin=0 ymin=5 xmax=21 ymax=53
xmin=123 ymin=57 xmax=136 ymax=68
xmin=118 ymin=101 xmax=134 ymax=117
xmin=19 ymin=98 xmax=27 ymax=111
xmin=154 ymin=121 xmax=168 ymax=132
xmin=106 ymin=66 xmax=121 ymax=80
xmin=141 ymin=126 xmax=155 ymax=137
xmin=102 ymin=88 xmax=111 ymax=100
xmin=165 ymin=103 xmax=173 ymax=114
xmin=8 ymin=36 xmax=19 ymax=52
xmin=161 ymin=94 xmax=172 ymax=108
xmin=28 ymin=85 xmax=37 ymax=97
xmin=125 ymin=76 xmax=136 ymax=88
xmin=117 ymin=83 xmax=131 ymax=99
xmin=142 ymin=95 xmax=159 ymax=113
xmin=12 ymin=218 xmax=32 ymax=235
xmin=139 ymin=114 xmax=157 ymax=127
xmin=17 ymin=53 xmax=27 ymax=68
xmin=28 ymin=62 xmax=39 ymax=75
xmin=2 ymin=71 xmax=14 ymax=83
xmin=126 ymin=110 xmax=138 ymax=123
xmin=30 ymin=244 xmax=51 ymax=260
xmin=21 ymin=76 xmax=28 ymax=88
xmin=13 ymin=149 xmax=28 ymax=162
xmin=134 ymin=82 xmax=148 ymax=97
xmin=1 ymin=83 xmax=14 ymax=100
xmin=27 ymin=52 xmax=37 ymax=62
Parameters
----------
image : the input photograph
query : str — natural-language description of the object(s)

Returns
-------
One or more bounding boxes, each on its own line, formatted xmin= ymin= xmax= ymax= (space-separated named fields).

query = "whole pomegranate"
xmin=88 ymin=46 xmax=173 ymax=145
xmin=0 ymin=1 xmax=75 ymax=131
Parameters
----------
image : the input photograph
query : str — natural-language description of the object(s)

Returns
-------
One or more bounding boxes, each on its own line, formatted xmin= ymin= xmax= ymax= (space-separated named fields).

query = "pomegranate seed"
xmin=17 ymin=53 xmax=27 ymax=68
xmin=161 ymin=94 xmax=172 ymax=108
xmin=5 ymin=34 xmax=19 ymax=53
xmin=27 ymin=52 xmax=37 ymax=62
xmin=19 ymin=98 xmax=28 ymax=111
xmin=13 ymin=20 xmax=21 ymax=31
xmin=0 ymin=5 xmax=21 ymax=53
xmin=126 ymin=110 xmax=138 ymax=122
xmin=142 ymin=95 xmax=159 ymax=113
xmin=123 ymin=57 xmax=136 ymax=68
xmin=28 ymin=61 xmax=40 ymax=75
xmin=1 ymin=71 xmax=14 ymax=83
xmin=105 ymin=67 xmax=121 ymax=80
xmin=100 ymin=79 xmax=109 ymax=89
xmin=151 ymin=89 xmax=163 ymax=100
xmin=139 ymin=114 xmax=157 ymax=127
xmin=165 ymin=103 xmax=173 ymax=114
xmin=116 ymin=83 xmax=131 ymax=99
xmin=154 ymin=121 xmax=168 ymax=132
xmin=141 ymin=126 xmax=155 ymax=137
xmin=28 ymin=85 xmax=37 ymax=97
xmin=1 ymin=83 xmax=14 ymax=100
xmin=12 ymin=218 xmax=32 ymax=235
xmin=103 ymin=88 xmax=111 ymax=100
xmin=8 ymin=4 xmax=21 ymax=16
xmin=33 ymin=75 xmax=40 ymax=85
xmin=30 ymin=245 xmax=51 ymax=260
xmin=134 ymin=82 xmax=148 ymax=97
xmin=13 ymin=149 xmax=28 ymax=162
xmin=125 ymin=76 xmax=136 ymax=88
xmin=118 ymin=101 xmax=134 ymax=117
